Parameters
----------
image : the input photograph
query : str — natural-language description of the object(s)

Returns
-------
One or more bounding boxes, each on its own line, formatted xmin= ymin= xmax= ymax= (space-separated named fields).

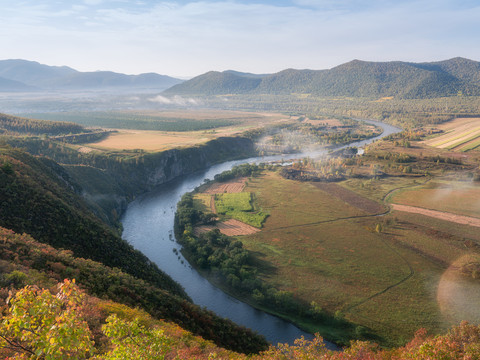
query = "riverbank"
xmin=176 ymin=217 xmax=348 ymax=348
xmin=122 ymin=118 xmax=402 ymax=346
xmin=173 ymin=125 xmax=480 ymax=347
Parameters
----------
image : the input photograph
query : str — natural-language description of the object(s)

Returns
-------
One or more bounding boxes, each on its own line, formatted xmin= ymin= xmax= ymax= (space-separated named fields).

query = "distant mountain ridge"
xmin=0 ymin=75 xmax=37 ymax=91
xmin=0 ymin=59 xmax=183 ymax=91
xmin=164 ymin=57 xmax=480 ymax=99
xmin=2 ymin=57 xmax=480 ymax=98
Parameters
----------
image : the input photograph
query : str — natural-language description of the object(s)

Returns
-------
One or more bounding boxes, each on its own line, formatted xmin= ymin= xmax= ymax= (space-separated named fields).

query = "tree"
xmin=0 ymin=279 xmax=94 ymax=359
xmin=97 ymin=315 xmax=171 ymax=359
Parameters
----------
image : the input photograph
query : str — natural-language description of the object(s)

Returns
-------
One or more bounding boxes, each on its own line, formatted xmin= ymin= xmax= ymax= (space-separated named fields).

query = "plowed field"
xmin=424 ymin=117 xmax=480 ymax=151
xmin=313 ymin=182 xmax=386 ymax=214
xmin=203 ymin=178 xmax=247 ymax=194
xmin=195 ymin=219 xmax=260 ymax=236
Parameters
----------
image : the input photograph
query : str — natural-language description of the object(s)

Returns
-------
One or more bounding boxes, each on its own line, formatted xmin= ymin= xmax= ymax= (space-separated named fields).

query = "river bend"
xmin=121 ymin=119 xmax=401 ymax=347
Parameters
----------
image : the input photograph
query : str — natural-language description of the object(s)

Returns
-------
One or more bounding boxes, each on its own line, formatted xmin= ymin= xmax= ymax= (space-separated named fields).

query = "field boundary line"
xmin=344 ymin=237 xmax=414 ymax=313
xmin=262 ymin=209 xmax=390 ymax=233
xmin=391 ymin=204 xmax=480 ymax=227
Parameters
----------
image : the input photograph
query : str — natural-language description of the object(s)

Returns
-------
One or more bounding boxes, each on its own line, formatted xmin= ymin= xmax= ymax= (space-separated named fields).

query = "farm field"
xmin=235 ymin=171 xmax=479 ymax=345
xmin=29 ymin=109 xmax=293 ymax=151
xmin=195 ymin=219 xmax=260 ymax=237
xmin=202 ymin=177 xmax=247 ymax=194
xmin=389 ymin=180 xmax=480 ymax=219
xmin=423 ymin=117 xmax=480 ymax=151
xmin=24 ymin=109 xmax=290 ymax=131
xmin=193 ymin=177 xmax=267 ymax=236
xmin=87 ymin=129 xmax=212 ymax=151
xmin=215 ymin=192 xmax=253 ymax=213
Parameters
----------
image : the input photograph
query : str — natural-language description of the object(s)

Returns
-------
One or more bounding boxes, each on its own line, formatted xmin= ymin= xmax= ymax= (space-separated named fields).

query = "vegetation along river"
xmin=121 ymin=119 xmax=401 ymax=347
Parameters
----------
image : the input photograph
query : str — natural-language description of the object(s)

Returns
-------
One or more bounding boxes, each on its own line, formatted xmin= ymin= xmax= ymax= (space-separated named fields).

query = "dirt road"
xmin=391 ymin=204 xmax=480 ymax=228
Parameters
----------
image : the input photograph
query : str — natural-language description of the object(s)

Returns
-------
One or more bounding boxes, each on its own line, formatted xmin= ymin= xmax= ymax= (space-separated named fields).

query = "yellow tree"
xmin=0 ymin=279 xmax=94 ymax=359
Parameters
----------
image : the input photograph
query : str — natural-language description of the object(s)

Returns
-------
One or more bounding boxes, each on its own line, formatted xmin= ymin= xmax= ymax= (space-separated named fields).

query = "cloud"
xmin=1 ymin=0 xmax=479 ymax=77
xmin=83 ymin=0 xmax=104 ymax=5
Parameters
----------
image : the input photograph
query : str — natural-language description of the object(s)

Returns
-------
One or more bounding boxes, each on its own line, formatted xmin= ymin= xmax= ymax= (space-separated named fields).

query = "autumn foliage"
xmin=0 ymin=279 xmax=94 ymax=359
xmin=2 ymin=279 xmax=480 ymax=359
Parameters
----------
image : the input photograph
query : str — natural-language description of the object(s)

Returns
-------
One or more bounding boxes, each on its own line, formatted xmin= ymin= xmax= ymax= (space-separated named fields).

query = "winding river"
xmin=121 ymin=119 xmax=401 ymax=347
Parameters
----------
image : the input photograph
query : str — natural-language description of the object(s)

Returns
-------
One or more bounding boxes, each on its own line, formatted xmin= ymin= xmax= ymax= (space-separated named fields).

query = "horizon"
xmin=1 ymin=56 xmax=478 ymax=80
xmin=1 ymin=0 xmax=479 ymax=78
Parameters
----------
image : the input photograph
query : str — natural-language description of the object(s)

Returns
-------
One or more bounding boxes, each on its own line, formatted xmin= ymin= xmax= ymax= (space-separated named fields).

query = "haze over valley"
xmin=1 ymin=0 xmax=480 ymax=358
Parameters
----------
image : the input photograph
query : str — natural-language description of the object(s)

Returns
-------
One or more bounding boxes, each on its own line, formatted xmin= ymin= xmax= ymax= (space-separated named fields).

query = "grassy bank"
xmin=175 ymin=130 xmax=480 ymax=347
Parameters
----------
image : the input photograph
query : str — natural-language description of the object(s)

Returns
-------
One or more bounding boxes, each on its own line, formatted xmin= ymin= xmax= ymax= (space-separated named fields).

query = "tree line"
xmin=0 ymin=112 xmax=87 ymax=135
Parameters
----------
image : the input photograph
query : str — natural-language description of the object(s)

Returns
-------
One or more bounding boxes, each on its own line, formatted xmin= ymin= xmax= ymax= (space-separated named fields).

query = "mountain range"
xmin=1 ymin=57 xmax=480 ymax=99
xmin=0 ymin=59 xmax=182 ymax=91
xmin=164 ymin=57 xmax=480 ymax=99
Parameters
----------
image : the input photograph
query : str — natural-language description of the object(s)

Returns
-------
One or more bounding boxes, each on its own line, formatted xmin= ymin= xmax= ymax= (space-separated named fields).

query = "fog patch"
xmin=437 ymin=254 xmax=480 ymax=324
xmin=148 ymin=95 xmax=202 ymax=106
xmin=255 ymin=129 xmax=324 ymax=156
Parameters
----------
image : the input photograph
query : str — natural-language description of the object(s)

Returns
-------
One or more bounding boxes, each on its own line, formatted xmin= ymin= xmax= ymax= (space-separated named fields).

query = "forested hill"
xmin=0 ymin=226 xmax=269 ymax=354
xmin=418 ymin=57 xmax=480 ymax=86
xmin=164 ymin=57 xmax=480 ymax=98
xmin=0 ymin=146 xmax=186 ymax=298
xmin=163 ymin=71 xmax=263 ymax=95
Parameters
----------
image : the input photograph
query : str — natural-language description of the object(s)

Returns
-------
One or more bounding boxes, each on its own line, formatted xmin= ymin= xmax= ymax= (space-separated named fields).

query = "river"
xmin=121 ymin=119 xmax=401 ymax=347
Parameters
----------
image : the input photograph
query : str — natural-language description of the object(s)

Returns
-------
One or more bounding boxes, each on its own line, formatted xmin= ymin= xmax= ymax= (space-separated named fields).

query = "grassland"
xmin=173 ymin=113 xmax=480 ymax=346
xmin=232 ymin=125 xmax=480 ymax=345
xmin=232 ymin=168 xmax=480 ymax=346
xmin=424 ymin=117 xmax=480 ymax=151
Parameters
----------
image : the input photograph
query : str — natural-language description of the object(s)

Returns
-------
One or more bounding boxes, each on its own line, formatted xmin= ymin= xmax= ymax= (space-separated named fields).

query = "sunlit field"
xmin=390 ymin=180 xmax=480 ymax=219
xmin=424 ymin=117 xmax=480 ymax=151
xmin=64 ymin=109 xmax=293 ymax=151
xmin=235 ymin=170 xmax=480 ymax=345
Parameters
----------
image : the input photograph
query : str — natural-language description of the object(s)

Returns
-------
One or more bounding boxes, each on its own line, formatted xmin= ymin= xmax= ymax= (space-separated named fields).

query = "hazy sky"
xmin=1 ymin=0 xmax=479 ymax=77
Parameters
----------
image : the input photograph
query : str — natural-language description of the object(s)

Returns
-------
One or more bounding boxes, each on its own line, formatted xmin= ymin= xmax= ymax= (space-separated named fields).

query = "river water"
xmin=121 ymin=119 xmax=401 ymax=347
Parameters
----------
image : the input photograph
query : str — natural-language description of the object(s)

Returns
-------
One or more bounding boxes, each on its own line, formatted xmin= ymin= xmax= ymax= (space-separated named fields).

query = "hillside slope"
xmin=0 ymin=76 xmax=36 ymax=92
xmin=165 ymin=57 xmax=480 ymax=98
xmin=165 ymin=70 xmax=262 ymax=95
xmin=3 ymin=135 xmax=256 ymax=226
xmin=0 ymin=146 xmax=186 ymax=298
xmin=0 ymin=59 xmax=76 ymax=85
xmin=420 ymin=57 xmax=480 ymax=86
xmin=0 ymin=226 xmax=268 ymax=354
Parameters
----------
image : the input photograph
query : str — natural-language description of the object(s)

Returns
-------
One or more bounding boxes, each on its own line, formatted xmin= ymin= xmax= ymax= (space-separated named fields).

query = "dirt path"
xmin=210 ymin=195 xmax=216 ymax=214
xmin=391 ymin=204 xmax=480 ymax=228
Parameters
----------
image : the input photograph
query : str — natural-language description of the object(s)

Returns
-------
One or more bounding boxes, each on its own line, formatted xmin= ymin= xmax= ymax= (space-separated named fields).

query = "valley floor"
xmin=186 ymin=128 xmax=480 ymax=346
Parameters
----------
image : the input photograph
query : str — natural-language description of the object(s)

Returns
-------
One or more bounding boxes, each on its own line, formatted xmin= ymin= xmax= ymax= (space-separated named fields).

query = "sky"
xmin=1 ymin=0 xmax=479 ymax=78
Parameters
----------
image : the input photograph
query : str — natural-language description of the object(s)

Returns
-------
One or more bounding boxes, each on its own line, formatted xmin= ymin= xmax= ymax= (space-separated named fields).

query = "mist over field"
xmin=2 ymin=1 xmax=480 ymax=358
